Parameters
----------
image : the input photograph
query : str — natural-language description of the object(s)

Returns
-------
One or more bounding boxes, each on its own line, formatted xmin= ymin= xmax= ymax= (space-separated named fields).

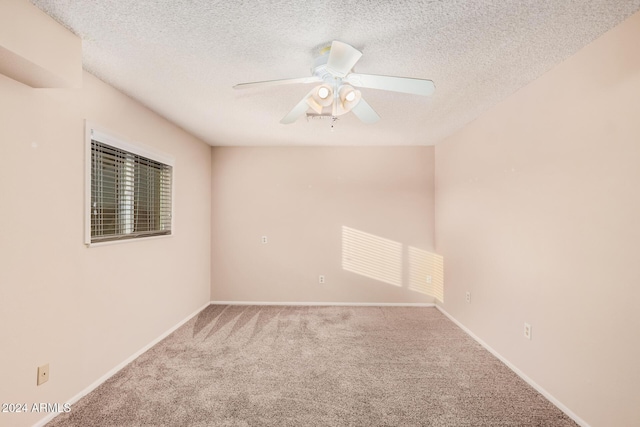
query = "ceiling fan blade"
xmin=280 ymin=89 xmax=316 ymax=124
xmin=346 ymin=73 xmax=435 ymax=96
xmin=234 ymin=76 xmax=321 ymax=90
xmin=326 ymin=41 xmax=363 ymax=77
xmin=351 ymin=98 xmax=380 ymax=124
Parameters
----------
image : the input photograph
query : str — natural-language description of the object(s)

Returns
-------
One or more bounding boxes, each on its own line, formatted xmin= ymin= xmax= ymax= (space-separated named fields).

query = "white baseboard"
xmin=33 ymin=301 xmax=211 ymax=427
xmin=435 ymin=305 xmax=590 ymax=427
xmin=211 ymin=300 xmax=435 ymax=307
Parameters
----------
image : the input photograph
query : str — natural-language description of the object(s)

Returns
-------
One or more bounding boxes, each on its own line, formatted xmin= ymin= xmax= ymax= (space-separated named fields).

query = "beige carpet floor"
xmin=46 ymin=305 xmax=577 ymax=426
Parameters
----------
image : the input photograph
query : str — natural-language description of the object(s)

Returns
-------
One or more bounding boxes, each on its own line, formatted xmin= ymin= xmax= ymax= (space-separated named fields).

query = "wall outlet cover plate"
xmin=37 ymin=364 xmax=49 ymax=385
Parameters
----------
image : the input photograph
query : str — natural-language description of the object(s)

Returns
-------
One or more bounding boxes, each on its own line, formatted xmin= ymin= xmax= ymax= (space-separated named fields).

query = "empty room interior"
xmin=1 ymin=1 xmax=639 ymax=426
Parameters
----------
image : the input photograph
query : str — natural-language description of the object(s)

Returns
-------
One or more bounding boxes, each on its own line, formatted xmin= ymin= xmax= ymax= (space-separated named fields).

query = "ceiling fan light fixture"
xmin=318 ymin=86 xmax=330 ymax=99
xmin=311 ymin=84 xmax=333 ymax=107
xmin=338 ymin=84 xmax=356 ymax=102
xmin=338 ymin=85 xmax=362 ymax=114
xmin=307 ymin=84 xmax=334 ymax=113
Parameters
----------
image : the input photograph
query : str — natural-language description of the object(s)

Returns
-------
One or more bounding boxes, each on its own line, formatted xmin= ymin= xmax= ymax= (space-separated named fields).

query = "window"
xmin=85 ymin=124 xmax=173 ymax=245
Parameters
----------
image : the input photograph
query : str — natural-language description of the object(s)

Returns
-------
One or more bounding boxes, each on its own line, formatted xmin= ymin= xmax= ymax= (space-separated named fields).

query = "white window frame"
xmin=84 ymin=121 xmax=175 ymax=247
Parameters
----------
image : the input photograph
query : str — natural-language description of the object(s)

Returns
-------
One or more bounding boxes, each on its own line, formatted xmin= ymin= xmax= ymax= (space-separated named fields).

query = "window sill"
xmin=85 ymin=233 xmax=173 ymax=248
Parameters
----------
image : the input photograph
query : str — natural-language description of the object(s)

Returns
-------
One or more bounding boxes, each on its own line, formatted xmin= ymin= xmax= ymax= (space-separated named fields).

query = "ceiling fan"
xmin=233 ymin=41 xmax=435 ymax=125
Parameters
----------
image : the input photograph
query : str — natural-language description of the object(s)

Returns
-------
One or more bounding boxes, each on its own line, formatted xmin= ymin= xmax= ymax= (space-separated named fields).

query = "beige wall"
xmin=435 ymin=11 xmax=640 ymax=427
xmin=211 ymin=146 xmax=436 ymax=304
xmin=0 ymin=71 xmax=211 ymax=426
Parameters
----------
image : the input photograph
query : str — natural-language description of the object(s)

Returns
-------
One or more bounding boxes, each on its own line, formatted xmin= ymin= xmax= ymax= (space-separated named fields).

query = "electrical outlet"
xmin=319 ymin=275 xmax=325 ymax=284
xmin=37 ymin=364 xmax=49 ymax=386
xmin=261 ymin=236 xmax=268 ymax=244
xmin=426 ymin=275 xmax=432 ymax=284
xmin=524 ymin=323 xmax=532 ymax=340
xmin=465 ymin=292 xmax=471 ymax=303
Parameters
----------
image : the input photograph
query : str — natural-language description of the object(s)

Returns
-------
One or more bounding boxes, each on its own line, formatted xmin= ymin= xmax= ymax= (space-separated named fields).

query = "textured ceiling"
xmin=31 ymin=1 xmax=640 ymax=146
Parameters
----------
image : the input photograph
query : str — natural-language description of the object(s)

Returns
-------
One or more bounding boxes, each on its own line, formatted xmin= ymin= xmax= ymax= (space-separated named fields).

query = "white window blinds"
xmin=90 ymin=139 xmax=172 ymax=243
